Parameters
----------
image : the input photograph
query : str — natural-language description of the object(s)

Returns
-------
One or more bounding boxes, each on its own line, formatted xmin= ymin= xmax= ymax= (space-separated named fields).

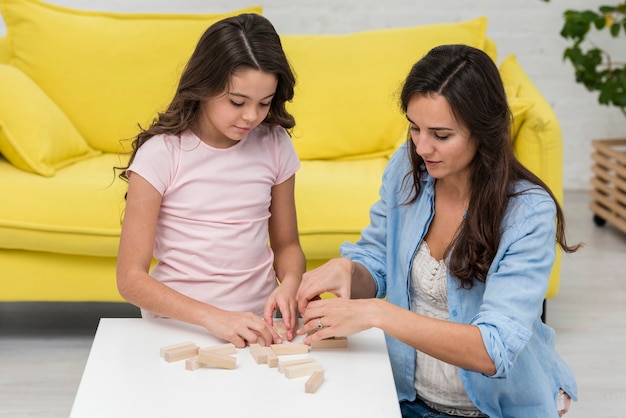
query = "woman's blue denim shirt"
xmin=340 ymin=145 xmax=577 ymax=417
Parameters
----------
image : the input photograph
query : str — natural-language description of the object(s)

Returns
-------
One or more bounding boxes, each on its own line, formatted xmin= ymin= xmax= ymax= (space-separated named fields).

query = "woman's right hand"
xmin=204 ymin=309 xmax=280 ymax=348
xmin=296 ymin=257 xmax=354 ymax=315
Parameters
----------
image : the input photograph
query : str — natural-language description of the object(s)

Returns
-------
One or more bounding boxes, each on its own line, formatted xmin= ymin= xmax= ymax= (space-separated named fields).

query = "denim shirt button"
xmin=451 ymin=309 xmax=458 ymax=317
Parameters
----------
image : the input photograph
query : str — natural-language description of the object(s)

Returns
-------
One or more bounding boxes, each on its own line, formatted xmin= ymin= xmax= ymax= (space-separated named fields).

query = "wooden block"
xmin=270 ymin=343 xmax=310 ymax=356
xmin=284 ymin=361 xmax=323 ymax=379
xmin=249 ymin=343 xmax=267 ymax=364
xmin=197 ymin=352 xmax=237 ymax=370
xmin=264 ymin=347 xmax=278 ymax=368
xmin=185 ymin=356 xmax=202 ymax=371
xmin=278 ymin=357 xmax=316 ymax=374
xmin=160 ymin=341 xmax=199 ymax=362
xmin=310 ymin=337 xmax=348 ymax=350
xmin=160 ymin=341 xmax=196 ymax=358
xmin=199 ymin=343 xmax=237 ymax=356
xmin=273 ymin=321 xmax=288 ymax=340
xmin=305 ymin=370 xmax=324 ymax=393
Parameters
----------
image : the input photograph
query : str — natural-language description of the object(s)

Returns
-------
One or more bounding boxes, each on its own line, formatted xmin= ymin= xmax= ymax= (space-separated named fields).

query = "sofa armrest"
xmin=0 ymin=36 xmax=9 ymax=64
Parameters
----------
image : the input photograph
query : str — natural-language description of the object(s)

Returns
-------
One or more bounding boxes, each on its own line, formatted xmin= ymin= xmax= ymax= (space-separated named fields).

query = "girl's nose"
xmin=242 ymin=106 xmax=257 ymax=122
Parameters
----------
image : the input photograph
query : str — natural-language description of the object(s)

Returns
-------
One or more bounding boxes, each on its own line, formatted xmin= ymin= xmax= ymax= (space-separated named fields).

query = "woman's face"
xmin=195 ymin=68 xmax=278 ymax=148
xmin=406 ymin=93 xmax=477 ymax=184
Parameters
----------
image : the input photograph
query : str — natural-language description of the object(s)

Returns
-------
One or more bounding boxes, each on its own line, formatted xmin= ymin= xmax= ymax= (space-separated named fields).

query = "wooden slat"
xmin=589 ymin=201 xmax=626 ymax=234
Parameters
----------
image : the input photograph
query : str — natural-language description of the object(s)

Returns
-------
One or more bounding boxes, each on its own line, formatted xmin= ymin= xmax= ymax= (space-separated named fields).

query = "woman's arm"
xmin=299 ymin=297 xmax=496 ymax=375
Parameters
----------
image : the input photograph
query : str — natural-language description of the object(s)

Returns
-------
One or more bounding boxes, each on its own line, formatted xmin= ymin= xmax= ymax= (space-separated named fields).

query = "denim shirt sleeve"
xmin=340 ymin=149 xmax=399 ymax=298
xmin=470 ymin=187 xmax=556 ymax=378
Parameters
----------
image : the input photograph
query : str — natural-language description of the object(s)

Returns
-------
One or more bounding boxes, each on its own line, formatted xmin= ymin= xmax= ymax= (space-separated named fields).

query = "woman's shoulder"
xmin=506 ymin=180 xmax=555 ymax=219
xmin=510 ymin=180 xmax=552 ymax=201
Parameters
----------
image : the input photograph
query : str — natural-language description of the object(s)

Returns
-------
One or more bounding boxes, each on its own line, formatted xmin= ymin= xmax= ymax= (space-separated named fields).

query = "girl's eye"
xmin=409 ymin=125 xmax=419 ymax=132
xmin=260 ymin=102 xmax=271 ymax=108
xmin=230 ymin=100 xmax=244 ymax=107
xmin=434 ymin=133 xmax=450 ymax=140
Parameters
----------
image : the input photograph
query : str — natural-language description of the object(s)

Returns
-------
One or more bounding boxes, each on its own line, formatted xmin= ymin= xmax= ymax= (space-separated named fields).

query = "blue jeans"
xmin=400 ymin=397 xmax=482 ymax=418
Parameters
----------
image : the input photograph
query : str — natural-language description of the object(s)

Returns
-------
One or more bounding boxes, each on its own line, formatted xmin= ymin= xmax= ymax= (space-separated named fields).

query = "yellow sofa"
xmin=0 ymin=0 xmax=562 ymax=302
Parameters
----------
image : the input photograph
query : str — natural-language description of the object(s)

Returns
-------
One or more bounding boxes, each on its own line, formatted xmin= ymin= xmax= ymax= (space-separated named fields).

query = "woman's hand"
xmin=296 ymin=297 xmax=378 ymax=343
xmin=296 ymin=258 xmax=354 ymax=315
xmin=558 ymin=389 xmax=571 ymax=416
xmin=263 ymin=281 xmax=300 ymax=341
xmin=203 ymin=309 xmax=280 ymax=348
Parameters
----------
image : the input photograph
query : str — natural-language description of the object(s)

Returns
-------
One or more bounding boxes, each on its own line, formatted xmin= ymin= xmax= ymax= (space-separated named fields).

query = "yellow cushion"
xmin=508 ymin=97 xmax=533 ymax=139
xmin=499 ymin=54 xmax=563 ymax=202
xmin=0 ymin=0 xmax=262 ymax=153
xmin=499 ymin=55 xmax=534 ymax=138
xmin=295 ymin=158 xmax=387 ymax=260
xmin=0 ymin=153 xmax=127 ymax=256
xmin=0 ymin=64 xmax=100 ymax=176
xmin=0 ymin=36 xmax=9 ymax=64
xmin=281 ymin=17 xmax=488 ymax=160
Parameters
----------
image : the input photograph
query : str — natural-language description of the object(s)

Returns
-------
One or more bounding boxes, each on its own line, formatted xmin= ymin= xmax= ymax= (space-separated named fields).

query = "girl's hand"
xmin=263 ymin=281 xmax=299 ymax=341
xmin=296 ymin=297 xmax=376 ymax=343
xmin=204 ymin=309 xmax=280 ymax=348
xmin=296 ymin=258 xmax=354 ymax=315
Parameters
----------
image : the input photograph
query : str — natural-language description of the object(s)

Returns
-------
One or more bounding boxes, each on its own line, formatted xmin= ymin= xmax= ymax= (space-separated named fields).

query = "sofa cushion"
xmin=0 ymin=153 xmax=127 ymax=256
xmin=0 ymin=0 xmax=262 ymax=153
xmin=0 ymin=64 xmax=100 ymax=176
xmin=281 ymin=17 xmax=488 ymax=160
xmin=0 ymin=36 xmax=9 ymax=63
xmin=295 ymin=158 xmax=388 ymax=260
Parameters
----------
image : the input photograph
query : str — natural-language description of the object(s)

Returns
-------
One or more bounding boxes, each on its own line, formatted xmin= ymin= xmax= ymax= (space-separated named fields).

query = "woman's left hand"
xmin=558 ymin=389 xmax=571 ymax=416
xmin=296 ymin=297 xmax=378 ymax=343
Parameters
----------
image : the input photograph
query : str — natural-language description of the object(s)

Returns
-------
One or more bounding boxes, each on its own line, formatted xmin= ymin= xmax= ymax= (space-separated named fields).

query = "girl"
xmin=296 ymin=44 xmax=578 ymax=417
xmin=117 ymin=13 xmax=305 ymax=348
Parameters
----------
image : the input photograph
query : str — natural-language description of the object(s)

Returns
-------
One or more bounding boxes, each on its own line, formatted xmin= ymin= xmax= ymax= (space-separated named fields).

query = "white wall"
xmin=1 ymin=0 xmax=625 ymax=190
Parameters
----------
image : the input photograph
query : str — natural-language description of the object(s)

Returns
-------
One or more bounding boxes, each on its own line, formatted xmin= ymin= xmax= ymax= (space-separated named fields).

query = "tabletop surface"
xmin=70 ymin=318 xmax=401 ymax=418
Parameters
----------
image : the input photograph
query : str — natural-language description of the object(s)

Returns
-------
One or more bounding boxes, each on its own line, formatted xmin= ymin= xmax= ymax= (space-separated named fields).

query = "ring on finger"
xmin=317 ymin=318 xmax=324 ymax=329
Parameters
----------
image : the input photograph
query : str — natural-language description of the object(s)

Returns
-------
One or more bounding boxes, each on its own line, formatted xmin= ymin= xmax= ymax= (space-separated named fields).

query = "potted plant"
xmin=547 ymin=2 xmax=626 ymax=232
xmin=558 ymin=3 xmax=626 ymax=116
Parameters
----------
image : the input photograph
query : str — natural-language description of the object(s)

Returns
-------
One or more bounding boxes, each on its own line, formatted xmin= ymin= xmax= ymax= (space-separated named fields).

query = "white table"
xmin=70 ymin=318 xmax=401 ymax=418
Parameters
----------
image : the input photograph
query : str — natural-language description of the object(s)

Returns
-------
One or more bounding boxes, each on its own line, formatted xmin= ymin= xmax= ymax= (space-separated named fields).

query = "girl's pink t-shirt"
xmin=127 ymin=124 xmax=301 ymax=317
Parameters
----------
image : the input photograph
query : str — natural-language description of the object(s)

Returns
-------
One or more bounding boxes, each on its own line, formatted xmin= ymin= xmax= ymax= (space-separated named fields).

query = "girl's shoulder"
xmin=249 ymin=123 xmax=290 ymax=141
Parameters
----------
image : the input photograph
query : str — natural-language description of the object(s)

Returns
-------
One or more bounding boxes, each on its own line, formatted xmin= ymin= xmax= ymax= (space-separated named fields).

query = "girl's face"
xmin=406 ymin=93 xmax=477 ymax=185
xmin=196 ymin=68 xmax=278 ymax=148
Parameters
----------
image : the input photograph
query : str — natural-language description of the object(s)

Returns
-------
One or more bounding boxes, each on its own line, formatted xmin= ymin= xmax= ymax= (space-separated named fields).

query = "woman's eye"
xmin=260 ymin=102 xmax=271 ymax=108
xmin=435 ymin=133 xmax=450 ymax=140
xmin=230 ymin=100 xmax=244 ymax=107
xmin=409 ymin=125 xmax=419 ymax=132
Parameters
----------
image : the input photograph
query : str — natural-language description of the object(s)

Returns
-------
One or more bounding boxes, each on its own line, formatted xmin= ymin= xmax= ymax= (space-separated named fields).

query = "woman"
xmin=296 ymin=44 xmax=578 ymax=417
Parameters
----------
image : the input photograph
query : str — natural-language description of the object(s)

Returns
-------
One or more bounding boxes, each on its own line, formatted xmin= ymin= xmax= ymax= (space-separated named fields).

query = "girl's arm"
xmin=116 ymin=173 xmax=278 ymax=347
xmin=265 ymin=174 xmax=306 ymax=339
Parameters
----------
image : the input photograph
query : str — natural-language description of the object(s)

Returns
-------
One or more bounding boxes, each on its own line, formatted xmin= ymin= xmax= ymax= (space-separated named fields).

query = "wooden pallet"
xmin=589 ymin=138 xmax=626 ymax=234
